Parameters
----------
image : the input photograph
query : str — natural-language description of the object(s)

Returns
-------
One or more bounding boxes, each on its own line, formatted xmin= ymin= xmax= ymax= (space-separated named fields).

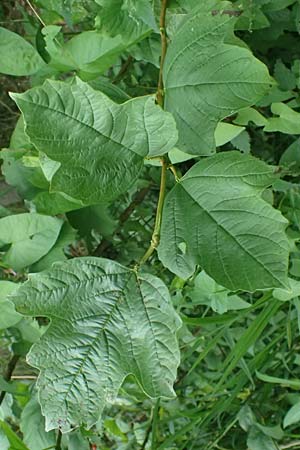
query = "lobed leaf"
xmin=11 ymin=257 xmax=181 ymax=432
xmin=158 ymin=151 xmax=289 ymax=291
xmin=163 ymin=2 xmax=272 ymax=155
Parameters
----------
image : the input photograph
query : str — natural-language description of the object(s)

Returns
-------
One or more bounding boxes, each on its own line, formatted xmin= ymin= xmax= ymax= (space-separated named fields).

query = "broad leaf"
xmin=43 ymin=26 xmax=125 ymax=78
xmin=264 ymin=102 xmax=300 ymax=134
xmin=0 ymin=281 xmax=21 ymax=329
xmin=188 ymin=271 xmax=250 ymax=314
xmin=163 ymin=2 xmax=272 ymax=155
xmin=30 ymin=222 xmax=76 ymax=272
xmin=11 ymin=78 xmax=177 ymax=205
xmin=0 ymin=213 xmax=63 ymax=271
xmin=0 ymin=27 xmax=44 ymax=76
xmin=283 ymin=402 xmax=300 ymax=428
xmin=95 ymin=0 xmax=157 ymax=45
xmin=158 ymin=152 xmax=289 ymax=291
xmin=11 ymin=257 xmax=181 ymax=432
xmin=0 ymin=421 xmax=29 ymax=450
xmin=20 ymin=396 xmax=56 ymax=450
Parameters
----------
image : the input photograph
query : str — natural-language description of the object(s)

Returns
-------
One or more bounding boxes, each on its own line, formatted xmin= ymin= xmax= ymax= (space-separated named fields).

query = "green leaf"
xmin=234 ymin=107 xmax=268 ymax=127
xmin=283 ymin=402 xmax=300 ymax=428
xmin=264 ymin=103 xmax=300 ymax=134
xmin=0 ymin=281 xmax=21 ymax=329
xmin=0 ymin=27 xmax=44 ymax=76
xmin=0 ymin=429 xmax=9 ymax=450
xmin=158 ymin=151 xmax=289 ymax=291
xmin=11 ymin=78 xmax=177 ymax=205
xmin=11 ymin=257 xmax=181 ymax=432
xmin=188 ymin=271 xmax=250 ymax=314
xmin=280 ymin=138 xmax=300 ymax=171
xmin=95 ymin=0 xmax=156 ymax=45
xmin=30 ymin=222 xmax=76 ymax=272
xmin=168 ymin=122 xmax=245 ymax=164
xmin=231 ymin=130 xmax=251 ymax=153
xmin=274 ymin=59 xmax=297 ymax=90
xmin=0 ymin=421 xmax=29 ymax=450
xmin=215 ymin=122 xmax=245 ymax=147
xmin=0 ymin=213 xmax=63 ymax=271
xmin=43 ymin=26 xmax=126 ymax=77
xmin=256 ymin=371 xmax=300 ymax=389
xmin=163 ymin=2 xmax=272 ymax=155
xmin=247 ymin=425 xmax=278 ymax=450
xmin=0 ymin=376 xmax=19 ymax=395
xmin=20 ymin=396 xmax=56 ymax=450
xmin=273 ymin=277 xmax=300 ymax=301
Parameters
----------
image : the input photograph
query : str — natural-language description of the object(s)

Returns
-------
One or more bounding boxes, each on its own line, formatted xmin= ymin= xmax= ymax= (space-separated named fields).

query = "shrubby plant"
xmin=1 ymin=0 xmax=300 ymax=448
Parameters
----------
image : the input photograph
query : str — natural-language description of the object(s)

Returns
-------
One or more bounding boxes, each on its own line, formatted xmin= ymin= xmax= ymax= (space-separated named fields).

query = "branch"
xmin=0 ymin=354 xmax=20 ymax=406
xmin=139 ymin=159 xmax=167 ymax=265
xmin=113 ymin=55 xmax=134 ymax=84
xmin=156 ymin=0 xmax=169 ymax=107
xmin=93 ymin=185 xmax=151 ymax=257
xmin=139 ymin=0 xmax=170 ymax=266
xmin=55 ymin=430 xmax=62 ymax=450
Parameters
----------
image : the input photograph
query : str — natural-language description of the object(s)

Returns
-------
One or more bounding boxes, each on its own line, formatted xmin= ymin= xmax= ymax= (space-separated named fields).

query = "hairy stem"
xmin=55 ymin=430 xmax=62 ymax=450
xmin=93 ymin=185 xmax=151 ymax=257
xmin=139 ymin=159 xmax=167 ymax=265
xmin=139 ymin=0 xmax=169 ymax=266
xmin=0 ymin=354 xmax=20 ymax=406
xmin=157 ymin=0 xmax=169 ymax=108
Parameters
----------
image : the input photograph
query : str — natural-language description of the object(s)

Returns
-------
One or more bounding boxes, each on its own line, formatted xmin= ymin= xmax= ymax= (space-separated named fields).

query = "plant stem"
xmin=151 ymin=398 xmax=161 ymax=450
xmin=157 ymin=0 xmax=169 ymax=108
xmin=93 ymin=185 xmax=151 ymax=257
xmin=139 ymin=159 xmax=167 ymax=265
xmin=55 ymin=430 xmax=62 ymax=450
xmin=0 ymin=354 xmax=20 ymax=406
xmin=139 ymin=0 xmax=170 ymax=266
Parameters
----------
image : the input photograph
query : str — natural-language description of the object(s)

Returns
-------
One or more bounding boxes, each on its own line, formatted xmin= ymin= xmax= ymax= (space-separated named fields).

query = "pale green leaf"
xmin=0 ymin=281 xmax=21 ymax=329
xmin=264 ymin=103 xmax=300 ymax=134
xmin=158 ymin=151 xmax=289 ymax=291
xmin=0 ymin=421 xmax=29 ymax=450
xmin=20 ymin=396 xmax=56 ymax=450
xmin=11 ymin=78 xmax=177 ymax=205
xmin=30 ymin=222 xmax=77 ymax=272
xmin=0 ymin=27 xmax=44 ymax=76
xmin=11 ymin=257 xmax=181 ymax=432
xmin=234 ymin=107 xmax=268 ymax=127
xmin=95 ymin=0 xmax=156 ymax=45
xmin=215 ymin=122 xmax=245 ymax=147
xmin=283 ymin=402 xmax=300 ymax=428
xmin=273 ymin=277 xmax=300 ymax=301
xmin=256 ymin=371 xmax=300 ymax=389
xmin=163 ymin=2 xmax=272 ymax=155
xmin=0 ymin=213 xmax=63 ymax=271
xmin=168 ymin=122 xmax=245 ymax=164
xmin=43 ymin=26 xmax=125 ymax=77
xmin=247 ymin=425 xmax=278 ymax=450
xmin=189 ymin=271 xmax=250 ymax=314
